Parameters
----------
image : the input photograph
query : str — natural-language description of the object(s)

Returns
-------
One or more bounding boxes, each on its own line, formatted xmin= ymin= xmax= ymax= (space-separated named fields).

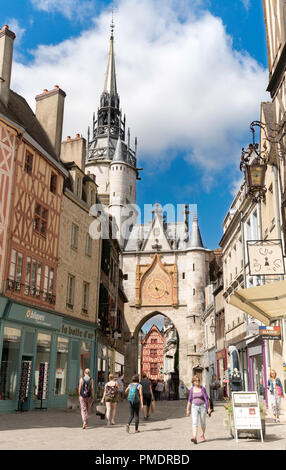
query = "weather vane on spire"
xmin=110 ymin=5 xmax=116 ymax=37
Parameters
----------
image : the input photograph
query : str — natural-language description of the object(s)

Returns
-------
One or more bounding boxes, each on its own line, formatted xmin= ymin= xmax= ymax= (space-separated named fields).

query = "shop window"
xmin=8 ymin=249 xmax=23 ymax=292
xmin=33 ymin=333 xmax=51 ymax=399
xmin=0 ymin=327 xmax=21 ymax=400
xmin=33 ymin=203 xmax=48 ymax=236
xmin=55 ymin=337 xmax=69 ymax=396
xmin=80 ymin=342 xmax=91 ymax=377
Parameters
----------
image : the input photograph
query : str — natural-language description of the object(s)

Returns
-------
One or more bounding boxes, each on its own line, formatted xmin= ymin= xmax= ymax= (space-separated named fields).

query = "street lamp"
xmin=240 ymin=121 xmax=267 ymax=203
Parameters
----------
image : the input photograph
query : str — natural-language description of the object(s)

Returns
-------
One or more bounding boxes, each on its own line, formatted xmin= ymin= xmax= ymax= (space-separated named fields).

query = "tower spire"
xmin=103 ymin=15 xmax=117 ymax=96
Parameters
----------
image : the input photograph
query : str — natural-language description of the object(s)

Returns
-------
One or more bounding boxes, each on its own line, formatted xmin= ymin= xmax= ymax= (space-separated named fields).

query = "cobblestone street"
xmin=0 ymin=400 xmax=285 ymax=451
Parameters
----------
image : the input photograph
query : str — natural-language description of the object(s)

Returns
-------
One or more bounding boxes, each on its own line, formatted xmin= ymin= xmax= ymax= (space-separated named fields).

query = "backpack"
xmin=80 ymin=377 xmax=92 ymax=398
xmin=105 ymin=384 xmax=118 ymax=399
xmin=128 ymin=383 xmax=140 ymax=404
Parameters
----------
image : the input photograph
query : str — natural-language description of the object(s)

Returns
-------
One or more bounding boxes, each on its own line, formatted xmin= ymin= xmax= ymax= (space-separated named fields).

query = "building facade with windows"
xmin=0 ymin=25 xmax=76 ymax=411
xmin=141 ymin=324 xmax=164 ymax=381
xmin=54 ymin=150 xmax=101 ymax=401
xmin=220 ymin=181 xmax=269 ymax=402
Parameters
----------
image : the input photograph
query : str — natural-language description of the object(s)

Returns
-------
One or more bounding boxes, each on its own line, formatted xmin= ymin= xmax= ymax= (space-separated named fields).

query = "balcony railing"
xmin=6 ymin=279 xmax=56 ymax=305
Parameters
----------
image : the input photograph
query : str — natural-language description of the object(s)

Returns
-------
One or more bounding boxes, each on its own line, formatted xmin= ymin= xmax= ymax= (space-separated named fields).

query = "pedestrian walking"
xmin=78 ymin=368 xmax=94 ymax=429
xmin=186 ymin=375 xmax=211 ymax=444
xmin=116 ymin=373 xmax=124 ymax=401
xmin=211 ymin=375 xmax=221 ymax=402
xmin=267 ymin=369 xmax=284 ymax=423
xmin=101 ymin=373 xmax=120 ymax=425
xmin=156 ymin=380 xmax=164 ymax=400
xmin=152 ymin=380 xmax=158 ymax=400
xmin=125 ymin=374 xmax=144 ymax=433
xmin=140 ymin=373 xmax=154 ymax=419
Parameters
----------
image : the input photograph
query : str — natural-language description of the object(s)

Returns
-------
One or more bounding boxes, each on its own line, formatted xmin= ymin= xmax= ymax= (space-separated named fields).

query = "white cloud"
xmin=6 ymin=18 xmax=25 ymax=43
xmin=11 ymin=0 xmax=268 ymax=180
xmin=29 ymin=0 xmax=96 ymax=20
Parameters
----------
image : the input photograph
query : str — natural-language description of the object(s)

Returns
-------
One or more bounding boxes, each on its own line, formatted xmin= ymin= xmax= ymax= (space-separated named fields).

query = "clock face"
xmin=147 ymin=278 xmax=167 ymax=299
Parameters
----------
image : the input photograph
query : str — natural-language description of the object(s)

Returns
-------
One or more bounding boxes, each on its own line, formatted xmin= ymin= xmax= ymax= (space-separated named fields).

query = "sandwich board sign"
xmin=232 ymin=391 xmax=263 ymax=443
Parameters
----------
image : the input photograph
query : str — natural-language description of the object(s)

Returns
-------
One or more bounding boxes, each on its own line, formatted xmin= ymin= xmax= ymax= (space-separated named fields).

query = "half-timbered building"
xmin=141 ymin=324 xmax=164 ymax=381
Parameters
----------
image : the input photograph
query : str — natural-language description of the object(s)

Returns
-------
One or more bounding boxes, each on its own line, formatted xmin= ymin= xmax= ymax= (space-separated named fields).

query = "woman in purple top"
xmin=186 ymin=375 xmax=211 ymax=444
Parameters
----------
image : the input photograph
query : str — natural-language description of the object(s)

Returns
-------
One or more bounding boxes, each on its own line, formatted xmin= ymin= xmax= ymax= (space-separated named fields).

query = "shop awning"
xmin=229 ymin=279 xmax=286 ymax=326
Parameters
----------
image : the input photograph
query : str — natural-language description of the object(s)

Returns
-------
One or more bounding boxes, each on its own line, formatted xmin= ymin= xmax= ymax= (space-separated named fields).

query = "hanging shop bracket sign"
xmin=247 ymin=239 xmax=285 ymax=276
xmin=232 ymin=391 xmax=263 ymax=443
xmin=259 ymin=326 xmax=281 ymax=340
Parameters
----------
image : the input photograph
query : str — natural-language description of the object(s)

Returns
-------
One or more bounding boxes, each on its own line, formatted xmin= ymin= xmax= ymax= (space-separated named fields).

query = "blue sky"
xmin=3 ymin=0 xmax=269 ymax=251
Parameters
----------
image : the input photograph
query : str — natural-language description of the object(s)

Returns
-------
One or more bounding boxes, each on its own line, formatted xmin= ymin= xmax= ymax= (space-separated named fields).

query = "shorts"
xmin=105 ymin=397 xmax=117 ymax=403
xmin=143 ymin=395 xmax=151 ymax=406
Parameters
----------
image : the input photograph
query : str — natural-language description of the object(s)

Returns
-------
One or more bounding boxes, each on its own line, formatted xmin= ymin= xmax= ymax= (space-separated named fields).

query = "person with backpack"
xmin=125 ymin=374 xmax=144 ymax=433
xmin=78 ymin=368 xmax=94 ymax=429
xmin=101 ymin=374 xmax=120 ymax=426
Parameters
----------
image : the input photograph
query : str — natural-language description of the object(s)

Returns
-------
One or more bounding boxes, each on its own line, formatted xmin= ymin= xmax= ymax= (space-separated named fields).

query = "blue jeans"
xmin=191 ymin=404 xmax=206 ymax=429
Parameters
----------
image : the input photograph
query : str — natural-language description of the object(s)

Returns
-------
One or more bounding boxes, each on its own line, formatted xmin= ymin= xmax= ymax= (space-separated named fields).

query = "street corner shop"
xmin=0 ymin=298 xmax=97 ymax=412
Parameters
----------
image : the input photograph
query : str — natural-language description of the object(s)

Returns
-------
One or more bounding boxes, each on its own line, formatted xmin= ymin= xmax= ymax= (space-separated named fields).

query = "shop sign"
xmin=247 ymin=321 xmax=260 ymax=337
xmin=61 ymin=323 xmax=94 ymax=341
xmin=56 ymin=368 xmax=64 ymax=379
xmin=216 ymin=350 xmax=226 ymax=360
xmin=248 ymin=345 xmax=262 ymax=357
xmin=247 ymin=240 xmax=285 ymax=276
xmin=259 ymin=326 xmax=281 ymax=340
xmin=8 ymin=304 xmax=62 ymax=330
xmin=232 ymin=391 xmax=263 ymax=442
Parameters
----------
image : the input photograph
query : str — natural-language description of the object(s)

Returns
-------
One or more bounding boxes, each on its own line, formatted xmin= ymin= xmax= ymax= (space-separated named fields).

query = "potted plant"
xmin=67 ymin=388 xmax=79 ymax=410
xmin=224 ymin=401 xmax=266 ymax=438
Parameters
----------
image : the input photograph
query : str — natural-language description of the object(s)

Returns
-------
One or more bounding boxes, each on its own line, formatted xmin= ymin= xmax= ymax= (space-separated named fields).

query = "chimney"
xmin=35 ymin=85 xmax=66 ymax=159
xmin=60 ymin=134 xmax=86 ymax=171
xmin=0 ymin=25 xmax=16 ymax=107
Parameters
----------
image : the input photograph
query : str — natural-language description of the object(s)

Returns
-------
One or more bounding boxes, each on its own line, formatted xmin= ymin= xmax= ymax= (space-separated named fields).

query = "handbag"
xmin=150 ymin=400 xmax=155 ymax=413
xmin=96 ymin=403 xmax=106 ymax=416
xmin=276 ymin=386 xmax=282 ymax=396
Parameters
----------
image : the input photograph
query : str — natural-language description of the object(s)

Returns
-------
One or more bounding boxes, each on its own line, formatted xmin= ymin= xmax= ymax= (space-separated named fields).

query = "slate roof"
xmin=0 ymin=89 xmax=58 ymax=161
